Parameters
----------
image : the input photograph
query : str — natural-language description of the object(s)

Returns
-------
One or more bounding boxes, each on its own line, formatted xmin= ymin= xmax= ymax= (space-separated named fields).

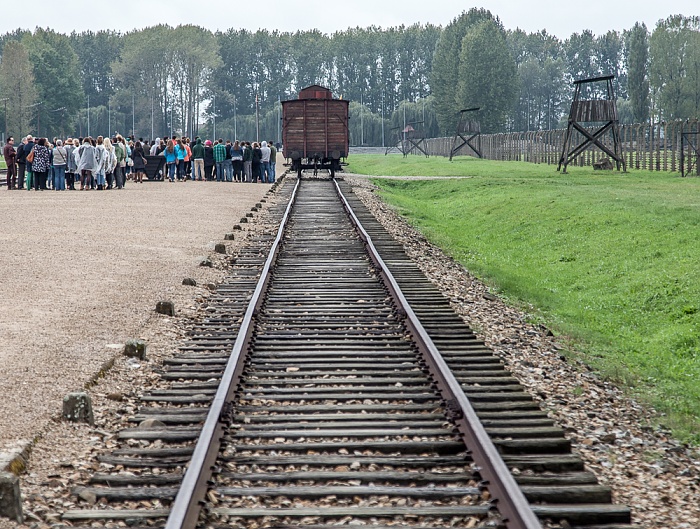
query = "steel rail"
xmin=333 ymin=179 xmax=543 ymax=529
xmin=165 ymin=177 xmax=301 ymax=529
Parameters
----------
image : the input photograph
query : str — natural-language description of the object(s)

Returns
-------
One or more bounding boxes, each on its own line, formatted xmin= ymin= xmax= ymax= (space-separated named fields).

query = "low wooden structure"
xmin=386 ymin=122 xmax=429 ymax=158
xmin=450 ymin=107 xmax=481 ymax=160
xmin=680 ymin=127 xmax=699 ymax=177
xmin=558 ymin=75 xmax=626 ymax=173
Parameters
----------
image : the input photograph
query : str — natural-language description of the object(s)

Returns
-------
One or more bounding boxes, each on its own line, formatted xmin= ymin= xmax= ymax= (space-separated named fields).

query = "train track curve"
xmin=60 ymin=175 xmax=633 ymax=529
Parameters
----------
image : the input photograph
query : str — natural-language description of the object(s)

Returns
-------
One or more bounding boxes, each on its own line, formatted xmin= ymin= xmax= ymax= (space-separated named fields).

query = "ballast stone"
xmin=62 ymin=392 xmax=94 ymax=426
xmin=123 ymin=340 xmax=147 ymax=360
xmin=0 ymin=471 xmax=23 ymax=522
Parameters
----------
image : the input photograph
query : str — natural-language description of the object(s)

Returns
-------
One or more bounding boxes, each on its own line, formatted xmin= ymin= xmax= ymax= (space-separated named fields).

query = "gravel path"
xmin=0 ymin=180 xmax=271 ymax=466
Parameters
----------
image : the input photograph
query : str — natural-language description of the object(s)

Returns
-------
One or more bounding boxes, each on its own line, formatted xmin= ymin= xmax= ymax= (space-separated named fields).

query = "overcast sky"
xmin=1 ymin=1 xmax=696 ymax=39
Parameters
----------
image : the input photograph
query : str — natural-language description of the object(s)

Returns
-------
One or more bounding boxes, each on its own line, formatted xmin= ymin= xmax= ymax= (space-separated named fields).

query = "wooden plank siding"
xmin=282 ymin=98 xmax=349 ymax=160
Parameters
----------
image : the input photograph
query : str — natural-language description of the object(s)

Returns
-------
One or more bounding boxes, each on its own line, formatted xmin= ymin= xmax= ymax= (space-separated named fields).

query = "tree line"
xmin=0 ymin=10 xmax=698 ymax=146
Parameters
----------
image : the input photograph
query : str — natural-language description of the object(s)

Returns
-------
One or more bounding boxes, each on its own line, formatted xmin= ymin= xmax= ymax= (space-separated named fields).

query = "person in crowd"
xmin=213 ymin=139 xmax=226 ymax=182
xmin=243 ymin=141 xmax=253 ymax=182
xmin=103 ymin=137 xmax=116 ymax=189
xmin=24 ymin=135 xmax=35 ymax=190
xmin=175 ymin=138 xmax=187 ymax=181
xmin=150 ymin=137 xmax=160 ymax=156
xmin=163 ymin=139 xmax=177 ymax=182
xmin=224 ymin=140 xmax=233 ymax=182
xmin=64 ymin=137 xmax=77 ymax=190
xmin=191 ymin=137 xmax=205 ymax=181
xmin=52 ymin=139 xmax=68 ymax=191
xmin=268 ymin=140 xmax=277 ymax=183
xmin=114 ymin=135 xmax=127 ymax=189
xmin=31 ymin=138 xmax=51 ymax=191
xmin=124 ymin=139 xmax=133 ymax=181
xmin=183 ymin=137 xmax=192 ymax=179
xmin=260 ymin=141 xmax=271 ymax=183
xmin=94 ymin=136 xmax=107 ymax=190
xmin=15 ymin=136 xmax=27 ymax=190
xmin=231 ymin=140 xmax=244 ymax=182
xmin=3 ymin=136 xmax=17 ymax=190
xmin=203 ymin=139 xmax=215 ymax=181
xmin=251 ymin=142 xmax=262 ymax=183
xmin=131 ymin=140 xmax=147 ymax=183
xmin=77 ymin=137 xmax=98 ymax=190
xmin=47 ymin=139 xmax=55 ymax=189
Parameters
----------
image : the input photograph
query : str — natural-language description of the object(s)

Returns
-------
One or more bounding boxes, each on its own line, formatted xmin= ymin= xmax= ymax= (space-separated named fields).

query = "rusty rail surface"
xmin=164 ymin=177 xmax=301 ymax=529
xmin=333 ymin=179 xmax=542 ymax=529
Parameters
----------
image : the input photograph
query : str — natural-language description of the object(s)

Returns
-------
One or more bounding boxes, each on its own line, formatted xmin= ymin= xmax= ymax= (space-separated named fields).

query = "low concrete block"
xmin=62 ymin=392 xmax=94 ymax=426
xmin=156 ymin=300 xmax=175 ymax=315
xmin=182 ymin=277 xmax=197 ymax=286
xmin=123 ymin=340 xmax=147 ymax=360
xmin=224 ymin=233 xmax=235 ymax=241
xmin=199 ymin=258 xmax=213 ymax=268
xmin=0 ymin=472 xmax=23 ymax=522
xmin=240 ymin=217 xmax=248 ymax=223
xmin=215 ymin=243 xmax=227 ymax=254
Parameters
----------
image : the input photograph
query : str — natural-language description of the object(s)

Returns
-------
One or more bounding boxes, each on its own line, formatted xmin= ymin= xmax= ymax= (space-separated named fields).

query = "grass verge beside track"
xmin=347 ymin=154 xmax=700 ymax=443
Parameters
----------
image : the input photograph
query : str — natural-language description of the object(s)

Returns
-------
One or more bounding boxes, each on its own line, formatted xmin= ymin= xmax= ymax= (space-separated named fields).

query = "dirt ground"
xmin=0 ymin=178 xmax=271 ymax=459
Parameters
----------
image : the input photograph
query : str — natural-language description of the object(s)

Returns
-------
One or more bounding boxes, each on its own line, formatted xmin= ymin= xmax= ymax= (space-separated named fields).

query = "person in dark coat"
xmin=251 ymin=142 xmax=262 ymax=183
xmin=3 ymin=136 xmax=17 ymax=189
xmin=203 ymin=140 xmax=215 ymax=181
xmin=131 ymin=141 xmax=147 ymax=183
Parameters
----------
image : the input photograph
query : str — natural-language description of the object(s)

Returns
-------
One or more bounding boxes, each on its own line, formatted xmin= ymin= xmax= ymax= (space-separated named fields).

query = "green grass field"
xmin=347 ymin=154 xmax=700 ymax=443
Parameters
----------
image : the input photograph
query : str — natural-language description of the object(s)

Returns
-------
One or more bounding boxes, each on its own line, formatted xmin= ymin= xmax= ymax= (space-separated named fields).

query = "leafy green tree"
xmin=624 ymin=22 xmax=650 ymax=123
xmin=564 ymin=30 xmax=598 ymax=82
xmin=431 ymin=8 xmax=498 ymax=135
xmin=70 ymin=30 xmax=122 ymax=109
xmin=595 ymin=30 xmax=625 ymax=96
xmin=456 ymin=19 xmax=518 ymax=133
xmin=112 ymin=25 xmax=176 ymax=138
xmin=650 ymin=15 xmax=700 ymax=120
xmin=23 ymin=28 xmax=83 ymax=138
xmin=508 ymin=29 xmax=566 ymax=131
xmin=0 ymin=40 xmax=37 ymax=136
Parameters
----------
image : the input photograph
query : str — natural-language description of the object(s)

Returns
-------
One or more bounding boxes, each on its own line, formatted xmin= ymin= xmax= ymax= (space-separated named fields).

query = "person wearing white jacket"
xmin=103 ymin=137 xmax=118 ymax=189
xmin=94 ymin=136 xmax=108 ymax=190
xmin=77 ymin=137 xmax=98 ymax=190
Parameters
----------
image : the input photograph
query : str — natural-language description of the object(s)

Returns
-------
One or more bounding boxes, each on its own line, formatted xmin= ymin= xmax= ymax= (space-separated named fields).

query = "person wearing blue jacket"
xmin=162 ymin=139 xmax=177 ymax=182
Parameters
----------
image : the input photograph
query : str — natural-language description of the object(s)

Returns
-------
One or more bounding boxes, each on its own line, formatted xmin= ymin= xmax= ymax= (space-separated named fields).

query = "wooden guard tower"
xmin=387 ymin=122 xmax=429 ymax=158
xmin=450 ymin=107 xmax=482 ymax=160
xmin=558 ymin=75 xmax=625 ymax=173
xmin=680 ymin=126 xmax=699 ymax=177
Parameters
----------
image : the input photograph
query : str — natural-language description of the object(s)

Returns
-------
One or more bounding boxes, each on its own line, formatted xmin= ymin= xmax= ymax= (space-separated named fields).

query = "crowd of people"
xmin=2 ymin=134 xmax=279 ymax=190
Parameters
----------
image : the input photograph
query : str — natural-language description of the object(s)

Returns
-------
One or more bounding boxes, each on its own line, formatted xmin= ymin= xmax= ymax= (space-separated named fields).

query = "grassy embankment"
xmin=346 ymin=154 xmax=700 ymax=443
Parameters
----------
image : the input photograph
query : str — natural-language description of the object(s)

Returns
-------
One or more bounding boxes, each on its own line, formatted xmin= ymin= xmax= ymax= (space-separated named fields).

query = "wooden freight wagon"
xmin=282 ymin=85 xmax=349 ymax=177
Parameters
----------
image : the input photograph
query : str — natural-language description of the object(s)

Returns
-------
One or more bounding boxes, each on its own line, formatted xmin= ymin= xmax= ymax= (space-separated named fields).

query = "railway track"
xmin=60 ymin=175 xmax=633 ymax=529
